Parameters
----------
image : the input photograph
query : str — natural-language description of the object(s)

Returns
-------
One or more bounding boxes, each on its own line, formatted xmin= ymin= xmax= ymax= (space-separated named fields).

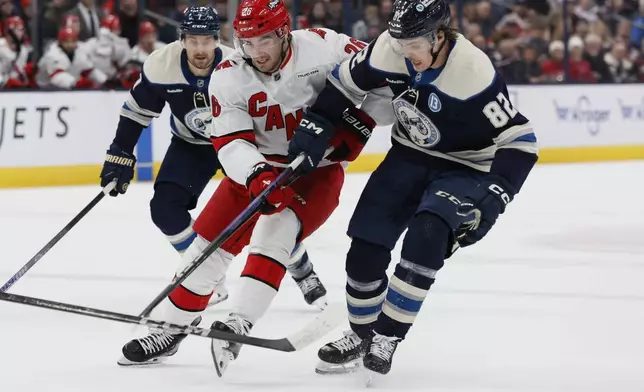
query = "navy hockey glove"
xmin=456 ymin=175 xmax=516 ymax=247
xmin=288 ymin=111 xmax=335 ymax=174
xmin=100 ymin=143 xmax=136 ymax=196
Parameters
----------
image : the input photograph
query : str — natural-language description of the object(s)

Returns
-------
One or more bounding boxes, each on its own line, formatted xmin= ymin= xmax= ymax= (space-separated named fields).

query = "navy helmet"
xmin=388 ymin=0 xmax=451 ymax=40
xmin=180 ymin=6 xmax=221 ymax=38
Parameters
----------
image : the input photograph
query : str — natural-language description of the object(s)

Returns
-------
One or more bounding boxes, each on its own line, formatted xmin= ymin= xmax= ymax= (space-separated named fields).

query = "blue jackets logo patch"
xmin=393 ymin=98 xmax=441 ymax=148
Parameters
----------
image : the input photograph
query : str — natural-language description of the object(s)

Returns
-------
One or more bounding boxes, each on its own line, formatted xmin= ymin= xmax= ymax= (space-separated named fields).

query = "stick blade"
xmin=286 ymin=302 xmax=346 ymax=351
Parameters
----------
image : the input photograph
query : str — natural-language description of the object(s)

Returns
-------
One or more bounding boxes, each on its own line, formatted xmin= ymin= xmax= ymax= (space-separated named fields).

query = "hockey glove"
xmin=288 ymin=111 xmax=335 ymax=175
xmin=246 ymin=162 xmax=295 ymax=215
xmin=326 ymin=107 xmax=376 ymax=162
xmin=100 ymin=143 xmax=136 ymax=196
xmin=456 ymin=175 xmax=516 ymax=247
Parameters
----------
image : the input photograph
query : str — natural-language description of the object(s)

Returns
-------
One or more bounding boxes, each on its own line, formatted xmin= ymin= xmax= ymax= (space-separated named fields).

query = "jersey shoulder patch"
xmin=142 ymin=41 xmax=187 ymax=85
xmin=432 ymin=35 xmax=496 ymax=101
xmin=368 ymin=31 xmax=408 ymax=76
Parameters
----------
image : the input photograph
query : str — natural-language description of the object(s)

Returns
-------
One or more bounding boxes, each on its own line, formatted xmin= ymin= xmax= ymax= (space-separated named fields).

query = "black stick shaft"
xmin=1 ymin=182 xmax=115 ymax=292
xmin=0 ymin=291 xmax=295 ymax=351
xmin=137 ymin=156 xmax=305 ymax=318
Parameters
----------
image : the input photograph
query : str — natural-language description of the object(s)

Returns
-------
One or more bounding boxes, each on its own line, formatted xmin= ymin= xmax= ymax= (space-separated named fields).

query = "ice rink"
xmin=1 ymin=161 xmax=643 ymax=392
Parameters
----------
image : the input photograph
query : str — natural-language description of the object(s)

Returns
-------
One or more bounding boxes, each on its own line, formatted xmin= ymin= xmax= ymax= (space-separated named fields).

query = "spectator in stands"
xmin=325 ymin=0 xmax=344 ymax=33
xmin=352 ymin=3 xmax=380 ymax=42
xmin=118 ymin=0 xmax=142 ymax=47
xmin=474 ymin=1 xmax=495 ymax=39
xmin=631 ymin=4 xmax=644 ymax=49
xmin=471 ymin=34 xmax=490 ymax=55
xmin=65 ymin=0 xmax=103 ymax=41
xmin=465 ymin=22 xmax=482 ymax=41
xmin=0 ymin=16 xmax=34 ymax=88
xmin=307 ymin=1 xmax=327 ymax=28
xmin=574 ymin=18 xmax=590 ymax=39
xmin=524 ymin=16 xmax=550 ymax=57
xmin=604 ymin=41 xmax=637 ymax=82
xmin=516 ymin=43 xmax=544 ymax=83
xmin=42 ymin=0 xmax=73 ymax=42
xmin=494 ymin=38 xmax=524 ymax=83
xmin=220 ymin=21 xmax=232 ymax=47
xmin=574 ymin=0 xmax=600 ymax=23
xmin=541 ymin=37 xmax=595 ymax=82
xmin=583 ymin=32 xmax=614 ymax=82
xmin=0 ymin=0 xmax=16 ymax=36
xmin=83 ymin=14 xmax=130 ymax=85
xmin=158 ymin=0 xmax=188 ymax=43
xmin=615 ymin=19 xmax=633 ymax=43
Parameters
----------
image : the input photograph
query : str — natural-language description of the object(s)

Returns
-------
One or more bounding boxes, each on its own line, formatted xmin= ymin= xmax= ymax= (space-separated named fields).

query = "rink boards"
xmin=0 ymin=84 xmax=643 ymax=187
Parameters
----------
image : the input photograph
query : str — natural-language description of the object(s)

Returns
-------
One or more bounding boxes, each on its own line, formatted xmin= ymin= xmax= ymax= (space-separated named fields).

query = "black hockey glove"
xmin=456 ymin=175 xmax=516 ymax=247
xmin=100 ymin=143 xmax=136 ymax=196
xmin=288 ymin=111 xmax=335 ymax=175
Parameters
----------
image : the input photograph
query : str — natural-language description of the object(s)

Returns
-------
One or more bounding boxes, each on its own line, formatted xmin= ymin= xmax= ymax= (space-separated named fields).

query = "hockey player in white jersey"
xmin=81 ymin=14 xmax=131 ymax=82
xmin=127 ymin=21 xmax=166 ymax=64
xmin=36 ymin=26 xmax=106 ymax=88
xmin=289 ymin=0 xmax=539 ymax=377
xmin=0 ymin=16 xmax=34 ymax=88
xmin=116 ymin=0 xmax=390 ymax=373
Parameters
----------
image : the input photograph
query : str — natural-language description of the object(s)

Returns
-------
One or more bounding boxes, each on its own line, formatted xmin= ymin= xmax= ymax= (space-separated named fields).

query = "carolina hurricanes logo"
xmin=267 ymin=0 xmax=280 ymax=10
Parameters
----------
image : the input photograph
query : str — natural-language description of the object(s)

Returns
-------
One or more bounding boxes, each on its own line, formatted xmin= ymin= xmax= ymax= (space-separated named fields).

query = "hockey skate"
xmin=210 ymin=313 xmax=253 ymax=377
xmin=363 ymin=332 xmax=401 ymax=381
xmin=315 ymin=330 xmax=367 ymax=375
xmin=294 ymin=270 xmax=328 ymax=310
xmin=207 ymin=277 xmax=229 ymax=307
xmin=117 ymin=316 xmax=202 ymax=366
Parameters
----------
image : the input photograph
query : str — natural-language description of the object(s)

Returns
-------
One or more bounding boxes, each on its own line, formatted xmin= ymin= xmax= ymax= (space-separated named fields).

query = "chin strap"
xmin=428 ymin=37 xmax=448 ymax=68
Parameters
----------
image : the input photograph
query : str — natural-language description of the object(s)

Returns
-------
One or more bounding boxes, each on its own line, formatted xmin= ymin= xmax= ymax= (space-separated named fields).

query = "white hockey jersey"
xmin=36 ymin=43 xmax=106 ymax=88
xmin=209 ymin=28 xmax=389 ymax=186
xmin=127 ymin=41 xmax=166 ymax=65
xmin=81 ymin=27 xmax=131 ymax=79
xmin=0 ymin=38 xmax=31 ymax=86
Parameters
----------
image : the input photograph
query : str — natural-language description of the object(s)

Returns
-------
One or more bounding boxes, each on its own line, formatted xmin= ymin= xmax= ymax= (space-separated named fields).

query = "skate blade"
xmin=210 ymin=339 xmax=234 ymax=377
xmin=315 ymin=358 xmax=362 ymax=375
xmin=207 ymin=293 xmax=229 ymax=307
xmin=363 ymin=368 xmax=379 ymax=388
xmin=117 ymin=354 xmax=170 ymax=367
xmin=312 ymin=296 xmax=328 ymax=311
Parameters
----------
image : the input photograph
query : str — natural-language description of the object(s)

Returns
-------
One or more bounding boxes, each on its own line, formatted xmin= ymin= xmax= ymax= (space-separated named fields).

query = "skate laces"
xmin=297 ymin=273 xmax=321 ymax=294
xmin=330 ymin=331 xmax=362 ymax=353
xmin=369 ymin=334 xmax=400 ymax=361
xmin=224 ymin=314 xmax=252 ymax=336
xmin=137 ymin=332 xmax=174 ymax=355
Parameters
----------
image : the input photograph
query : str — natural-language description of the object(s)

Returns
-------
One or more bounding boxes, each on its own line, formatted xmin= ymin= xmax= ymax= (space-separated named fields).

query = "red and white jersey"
xmin=36 ymin=43 xmax=106 ymax=88
xmin=127 ymin=41 xmax=166 ymax=64
xmin=209 ymin=28 xmax=369 ymax=185
xmin=0 ymin=38 xmax=31 ymax=86
xmin=81 ymin=27 xmax=131 ymax=79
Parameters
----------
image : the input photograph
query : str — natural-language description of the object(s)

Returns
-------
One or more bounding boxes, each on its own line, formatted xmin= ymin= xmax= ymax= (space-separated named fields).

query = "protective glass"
xmin=234 ymin=31 xmax=283 ymax=59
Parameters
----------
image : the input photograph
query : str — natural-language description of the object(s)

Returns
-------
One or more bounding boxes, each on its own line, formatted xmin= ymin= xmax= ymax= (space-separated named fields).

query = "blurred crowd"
xmin=0 ymin=0 xmax=643 ymax=89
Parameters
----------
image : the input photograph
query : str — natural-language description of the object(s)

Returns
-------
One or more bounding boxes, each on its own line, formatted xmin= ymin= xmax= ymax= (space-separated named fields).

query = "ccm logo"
xmin=300 ymin=119 xmax=324 ymax=134
xmin=488 ymin=184 xmax=511 ymax=205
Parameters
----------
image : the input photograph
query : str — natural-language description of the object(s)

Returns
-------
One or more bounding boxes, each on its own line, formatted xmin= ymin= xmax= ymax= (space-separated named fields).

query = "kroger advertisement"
xmin=0 ymin=84 xmax=642 ymax=186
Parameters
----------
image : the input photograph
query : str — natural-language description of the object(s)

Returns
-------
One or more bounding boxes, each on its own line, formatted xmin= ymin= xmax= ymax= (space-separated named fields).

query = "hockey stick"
xmin=0 ymin=181 xmax=117 ymax=293
xmin=0 ymin=291 xmax=345 ymax=352
xmin=138 ymin=155 xmax=306 ymax=318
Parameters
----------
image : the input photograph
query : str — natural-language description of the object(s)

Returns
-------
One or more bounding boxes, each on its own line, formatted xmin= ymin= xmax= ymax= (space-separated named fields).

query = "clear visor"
xmin=183 ymin=35 xmax=218 ymax=53
xmin=389 ymin=31 xmax=438 ymax=57
xmin=234 ymin=31 xmax=283 ymax=59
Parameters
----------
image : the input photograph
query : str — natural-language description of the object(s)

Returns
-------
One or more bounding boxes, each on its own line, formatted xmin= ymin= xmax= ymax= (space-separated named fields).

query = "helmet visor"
xmin=234 ymin=31 xmax=283 ymax=59
xmin=389 ymin=31 xmax=438 ymax=57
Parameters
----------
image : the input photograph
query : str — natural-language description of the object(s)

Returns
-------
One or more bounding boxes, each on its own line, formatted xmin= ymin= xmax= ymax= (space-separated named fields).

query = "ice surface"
xmin=1 ymin=161 xmax=643 ymax=392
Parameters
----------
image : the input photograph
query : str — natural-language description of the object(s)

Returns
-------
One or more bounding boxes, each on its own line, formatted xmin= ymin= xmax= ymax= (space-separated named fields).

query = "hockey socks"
xmin=232 ymin=254 xmax=287 ymax=323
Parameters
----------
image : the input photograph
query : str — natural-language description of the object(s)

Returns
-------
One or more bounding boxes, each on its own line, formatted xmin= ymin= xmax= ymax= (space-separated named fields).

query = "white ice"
xmin=1 ymin=161 xmax=644 ymax=392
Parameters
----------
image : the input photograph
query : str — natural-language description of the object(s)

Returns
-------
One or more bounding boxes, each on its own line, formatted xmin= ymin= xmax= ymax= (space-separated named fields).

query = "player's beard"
xmin=189 ymin=52 xmax=215 ymax=71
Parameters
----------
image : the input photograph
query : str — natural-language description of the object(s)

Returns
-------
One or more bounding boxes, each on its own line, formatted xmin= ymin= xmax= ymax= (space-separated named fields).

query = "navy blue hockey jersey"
xmin=116 ymin=41 xmax=234 ymax=150
xmin=321 ymin=31 xmax=539 ymax=190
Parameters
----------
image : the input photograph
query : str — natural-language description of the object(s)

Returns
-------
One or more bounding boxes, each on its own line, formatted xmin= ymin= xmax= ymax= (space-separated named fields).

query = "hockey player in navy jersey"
xmin=288 ymin=0 xmax=539 ymax=377
xmin=99 ymin=7 xmax=327 ymax=313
